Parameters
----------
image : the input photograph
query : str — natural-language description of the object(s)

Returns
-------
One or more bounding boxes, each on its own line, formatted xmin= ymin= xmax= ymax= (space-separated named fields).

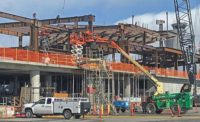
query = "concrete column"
xmin=30 ymin=71 xmax=40 ymax=102
xmin=124 ymin=74 xmax=131 ymax=98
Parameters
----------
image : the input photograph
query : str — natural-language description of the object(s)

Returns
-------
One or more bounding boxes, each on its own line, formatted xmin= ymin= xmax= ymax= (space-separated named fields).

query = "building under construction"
xmin=0 ymin=11 xmax=200 ymax=109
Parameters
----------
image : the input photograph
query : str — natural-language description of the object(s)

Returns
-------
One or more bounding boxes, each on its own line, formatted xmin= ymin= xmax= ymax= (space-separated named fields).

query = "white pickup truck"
xmin=22 ymin=97 xmax=91 ymax=119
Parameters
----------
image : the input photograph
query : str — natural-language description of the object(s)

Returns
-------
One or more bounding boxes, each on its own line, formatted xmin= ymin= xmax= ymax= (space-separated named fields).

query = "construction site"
xmin=0 ymin=0 xmax=200 ymax=122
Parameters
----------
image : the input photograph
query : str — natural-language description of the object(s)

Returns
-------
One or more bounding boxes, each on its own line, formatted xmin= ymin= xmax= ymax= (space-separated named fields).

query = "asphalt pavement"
xmin=1 ymin=107 xmax=200 ymax=122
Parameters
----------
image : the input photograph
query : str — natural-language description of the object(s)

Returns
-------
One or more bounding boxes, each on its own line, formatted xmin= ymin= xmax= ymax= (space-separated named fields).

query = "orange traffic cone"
xmin=177 ymin=105 xmax=181 ymax=117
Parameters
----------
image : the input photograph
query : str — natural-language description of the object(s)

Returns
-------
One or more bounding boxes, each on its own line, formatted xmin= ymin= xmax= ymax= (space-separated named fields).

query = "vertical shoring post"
xmin=123 ymin=72 xmax=125 ymax=98
xmin=112 ymin=72 xmax=115 ymax=102
xmin=82 ymin=70 xmax=85 ymax=97
xmin=138 ymin=75 xmax=140 ymax=97
xmin=132 ymin=74 xmax=134 ymax=97
xmin=118 ymin=72 xmax=120 ymax=97
xmin=66 ymin=74 xmax=68 ymax=93
xmin=76 ymin=75 xmax=78 ymax=94
xmin=79 ymin=75 xmax=81 ymax=94
xmin=108 ymin=75 xmax=110 ymax=103
xmin=136 ymin=75 xmax=138 ymax=97
xmin=73 ymin=72 xmax=75 ymax=97
xmin=143 ymin=75 xmax=146 ymax=102
xmin=61 ymin=75 xmax=63 ymax=92
xmin=128 ymin=73 xmax=130 ymax=99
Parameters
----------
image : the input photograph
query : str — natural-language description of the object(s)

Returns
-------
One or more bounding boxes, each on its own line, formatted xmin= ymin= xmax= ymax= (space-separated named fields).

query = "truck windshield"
xmin=36 ymin=99 xmax=45 ymax=104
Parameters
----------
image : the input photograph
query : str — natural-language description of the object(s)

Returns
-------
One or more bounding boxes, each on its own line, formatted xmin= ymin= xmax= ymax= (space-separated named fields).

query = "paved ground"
xmin=1 ymin=117 xmax=200 ymax=122
xmin=1 ymin=108 xmax=200 ymax=122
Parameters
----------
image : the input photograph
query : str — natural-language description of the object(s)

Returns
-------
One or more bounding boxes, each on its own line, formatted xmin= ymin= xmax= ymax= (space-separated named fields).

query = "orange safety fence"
xmin=0 ymin=48 xmax=76 ymax=66
xmin=110 ymin=62 xmax=199 ymax=80
xmin=0 ymin=48 xmax=199 ymax=80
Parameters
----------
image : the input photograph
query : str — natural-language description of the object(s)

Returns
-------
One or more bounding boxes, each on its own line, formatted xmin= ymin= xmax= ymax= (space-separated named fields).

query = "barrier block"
xmin=0 ymin=106 xmax=15 ymax=118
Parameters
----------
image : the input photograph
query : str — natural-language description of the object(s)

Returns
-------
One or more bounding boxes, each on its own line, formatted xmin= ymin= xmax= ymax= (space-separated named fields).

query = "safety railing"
xmin=110 ymin=62 xmax=200 ymax=80
xmin=0 ymin=48 xmax=76 ymax=66
xmin=0 ymin=48 xmax=199 ymax=80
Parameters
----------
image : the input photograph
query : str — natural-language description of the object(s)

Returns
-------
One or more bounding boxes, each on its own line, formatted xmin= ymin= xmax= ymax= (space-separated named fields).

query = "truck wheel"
xmin=63 ymin=110 xmax=72 ymax=120
xmin=171 ymin=104 xmax=178 ymax=114
xmin=116 ymin=108 xmax=120 ymax=113
xmin=75 ymin=114 xmax=81 ymax=119
xmin=180 ymin=107 xmax=187 ymax=114
xmin=121 ymin=108 xmax=126 ymax=113
xmin=25 ymin=109 xmax=33 ymax=118
xmin=156 ymin=109 xmax=163 ymax=114
xmin=146 ymin=103 xmax=156 ymax=114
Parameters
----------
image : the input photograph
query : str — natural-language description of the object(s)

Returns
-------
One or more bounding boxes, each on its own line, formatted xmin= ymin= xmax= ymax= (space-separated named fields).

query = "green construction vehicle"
xmin=143 ymin=0 xmax=196 ymax=114
xmin=145 ymin=92 xmax=193 ymax=114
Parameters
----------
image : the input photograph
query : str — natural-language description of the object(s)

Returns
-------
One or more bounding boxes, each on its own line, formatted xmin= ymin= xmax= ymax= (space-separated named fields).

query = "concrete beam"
xmin=0 ymin=60 xmax=79 ymax=73
xmin=156 ymin=76 xmax=191 ymax=83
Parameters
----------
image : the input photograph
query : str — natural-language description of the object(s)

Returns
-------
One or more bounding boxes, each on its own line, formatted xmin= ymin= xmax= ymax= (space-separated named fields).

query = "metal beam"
xmin=0 ymin=22 xmax=30 ymax=28
xmin=40 ymin=15 xmax=95 ymax=25
xmin=0 ymin=14 xmax=95 ymax=29
xmin=0 ymin=28 xmax=23 ymax=36
xmin=0 ymin=11 xmax=34 ymax=24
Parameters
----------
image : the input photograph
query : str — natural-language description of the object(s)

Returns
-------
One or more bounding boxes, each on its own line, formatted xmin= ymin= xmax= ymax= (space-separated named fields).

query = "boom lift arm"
xmin=110 ymin=41 xmax=164 ymax=95
xmin=70 ymin=31 xmax=164 ymax=95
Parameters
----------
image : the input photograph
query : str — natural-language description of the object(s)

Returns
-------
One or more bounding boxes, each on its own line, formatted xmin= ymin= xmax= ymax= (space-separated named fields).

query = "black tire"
xmin=121 ymin=108 xmax=126 ymax=113
xmin=146 ymin=103 xmax=156 ymax=114
xmin=116 ymin=108 xmax=120 ymax=113
xmin=74 ymin=114 xmax=81 ymax=119
xmin=63 ymin=110 xmax=72 ymax=120
xmin=35 ymin=115 xmax=42 ymax=118
xmin=25 ymin=109 xmax=33 ymax=118
xmin=156 ymin=109 xmax=163 ymax=114
xmin=171 ymin=104 xmax=178 ymax=114
xmin=180 ymin=107 xmax=187 ymax=114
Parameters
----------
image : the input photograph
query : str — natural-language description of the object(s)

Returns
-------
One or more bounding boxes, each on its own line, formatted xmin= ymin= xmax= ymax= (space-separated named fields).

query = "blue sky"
xmin=0 ymin=0 xmax=199 ymax=25
xmin=0 ymin=0 xmax=200 ymax=47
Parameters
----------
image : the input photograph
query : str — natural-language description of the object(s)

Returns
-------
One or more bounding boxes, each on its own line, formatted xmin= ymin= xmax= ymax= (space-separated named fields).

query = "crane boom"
xmin=174 ymin=0 xmax=196 ymax=94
